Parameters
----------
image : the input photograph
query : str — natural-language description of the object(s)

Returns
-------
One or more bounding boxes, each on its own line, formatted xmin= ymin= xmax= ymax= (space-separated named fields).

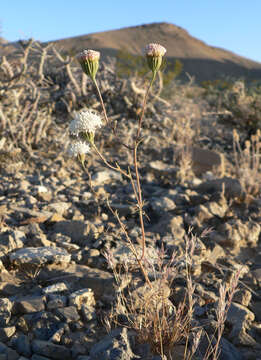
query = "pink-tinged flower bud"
xmin=77 ymin=49 xmax=100 ymax=81
xmin=145 ymin=43 xmax=166 ymax=57
xmin=144 ymin=43 xmax=166 ymax=75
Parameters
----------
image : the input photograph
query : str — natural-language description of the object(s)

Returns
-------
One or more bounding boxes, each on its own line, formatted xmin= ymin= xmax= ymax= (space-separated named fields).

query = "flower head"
xmin=67 ymin=140 xmax=90 ymax=157
xmin=77 ymin=49 xmax=100 ymax=80
xmin=69 ymin=110 xmax=103 ymax=136
xmin=144 ymin=43 xmax=166 ymax=76
xmin=145 ymin=43 xmax=167 ymax=57
xmin=78 ymin=49 xmax=100 ymax=62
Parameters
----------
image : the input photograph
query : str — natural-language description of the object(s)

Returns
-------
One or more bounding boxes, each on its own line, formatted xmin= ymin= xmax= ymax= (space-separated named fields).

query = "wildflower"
xmin=69 ymin=109 xmax=102 ymax=144
xmin=144 ymin=43 xmax=166 ymax=76
xmin=145 ymin=43 xmax=167 ymax=57
xmin=67 ymin=140 xmax=90 ymax=166
xmin=67 ymin=140 xmax=90 ymax=157
xmin=77 ymin=49 xmax=100 ymax=81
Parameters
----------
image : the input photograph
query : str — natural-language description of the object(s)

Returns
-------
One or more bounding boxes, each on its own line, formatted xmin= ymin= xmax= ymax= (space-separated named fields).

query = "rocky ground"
xmin=1 ymin=104 xmax=261 ymax=360
xmin=0 ymin=43 xmax=261 ymax=359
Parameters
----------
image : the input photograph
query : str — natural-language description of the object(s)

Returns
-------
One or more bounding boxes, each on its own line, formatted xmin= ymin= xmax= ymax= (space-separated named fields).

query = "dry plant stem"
xmin=93 ymin=78 xmax=132 ymax=150
xmin=93 ymin=79 xmax=109 ymax=125
xmin=107 ymin=201 xmax=152 ymax=288
xmin=92 ymin=143 xmax=130 ymax=179
xmin=134 ymin=76 xmax=155 ymax=261
xmin=91 ymin=75 xmax=155 ymax=282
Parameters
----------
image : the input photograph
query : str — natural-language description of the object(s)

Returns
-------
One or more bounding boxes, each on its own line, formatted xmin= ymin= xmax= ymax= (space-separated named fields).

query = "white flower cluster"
xmin=69 ymin=110 xmax=103 ymax=136
xmin=67 ymin=140 xmax=90 ymax=157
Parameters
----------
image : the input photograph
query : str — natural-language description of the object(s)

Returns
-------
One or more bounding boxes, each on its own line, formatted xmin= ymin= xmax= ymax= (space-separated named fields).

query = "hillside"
xmin=49 ymin=22 xmax=261 ymax=82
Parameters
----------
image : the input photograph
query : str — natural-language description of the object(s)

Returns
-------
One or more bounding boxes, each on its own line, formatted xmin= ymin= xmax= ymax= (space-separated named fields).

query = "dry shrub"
xmin=222 ymin=80 xmax=261 ymax=132
xmin=0 ymin=39 xmax=96 ymax=150
xmin=233 ymin=128 xmax=261 ymax=196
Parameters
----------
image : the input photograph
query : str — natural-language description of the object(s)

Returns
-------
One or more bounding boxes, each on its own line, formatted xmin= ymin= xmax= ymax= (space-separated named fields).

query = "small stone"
xmin=90 ymin=327 xmax=136 ymax=360
xmin=37 ymin=186 xmax=52 ymax=202
xmin=12 ymin=334 xmax=32 ymax=357
xmin=233 ymin=289 xmax=252 ymax=306
xmin=252 ymin=268 xmax=261 ymax=285
xmin=197 ymin=177 xmax=242 ymax=199
xmin=49 ymin=327 xmax=65 ymax=344
xmin=56 ymin=242 xmax=80 ymax=253
xmin=14 ymin=296 xmax=46 ymax=314
xmin=91 ymin=170 xmax=121 ymax=186
xmin=55 ymin=306 xmax=80 ymax=323
xmin=38 ymin=264 xmax=114 ymax=304
xmin=52 ymin=221 xmax=89 ymax=243
xmin=227 ymin=302 xmax=255 ymax=326
xmin=204 ymin=243 xmax=226 ymax=264
xmin=151 ymin=196 xmax=176 ymax=215
xmin=149 ymin=160 xmax=177 ymax=176
xmin=32 ymin=340 xmax=71 ymax=360
xmin=0 ymin=326 xmax=16 ymax=342
xmin=110 ymin=243 xmax=158 ymax=267
xmin=216 ymin=219 xmax=260 ymax=249
xmin=42 ymin=283 xmax=69 ymax=295
xmin=0 ymin=298 xmax=12 ymax=313
xmin=69 ymin=289 xmax=95 ymax=310
xmin=81 ymin=306 xmax=96 ymax=322
xmin=47 ymin=295 xmax=67 ymax=311
xmin=0 ymin=311 xmax=11 ymax=327
xmin=0 ymin=260 xmax=6 ymax=273
xmin=0 ymin=230 xmax=26 ymax=254
xmin=48 ymin=202 xmax=70 ymax=214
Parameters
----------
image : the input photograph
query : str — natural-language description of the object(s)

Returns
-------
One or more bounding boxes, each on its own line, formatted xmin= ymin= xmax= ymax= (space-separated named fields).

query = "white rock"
xmin=69 ymin=288 xmax=95 ymax=309
xmin=92 ymin=170 xmax=121 ymax=186
xmin=42 ymin=282 xmax=69 ymax=294
xmin=9 ymin=247 xmax=71 ymax=266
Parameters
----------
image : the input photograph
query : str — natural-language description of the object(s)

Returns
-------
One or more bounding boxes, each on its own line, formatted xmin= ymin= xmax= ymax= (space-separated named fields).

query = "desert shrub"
xmin=222 ymin=80 xmax=261 ymax=133
xmin=202 ymin=79 xmax=261 ymax=133
xmin=201 ymin=78 xmax=233 ymax=109
xmin=233 ymin=128 xmax=261 ymax=197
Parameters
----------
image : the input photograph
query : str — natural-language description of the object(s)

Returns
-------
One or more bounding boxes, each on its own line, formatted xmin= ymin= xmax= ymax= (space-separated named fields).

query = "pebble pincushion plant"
xmin=68 ymin=43 xmax=167 ymax=285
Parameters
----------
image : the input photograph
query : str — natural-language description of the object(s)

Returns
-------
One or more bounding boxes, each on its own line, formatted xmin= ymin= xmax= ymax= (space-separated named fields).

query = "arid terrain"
xmin=0 ymin=25 xmax=261 ymax=359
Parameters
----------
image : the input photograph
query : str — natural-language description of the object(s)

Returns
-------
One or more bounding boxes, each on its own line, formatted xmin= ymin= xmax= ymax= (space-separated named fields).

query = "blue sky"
xmin=1 ymin=0 xmax=261 ymax=63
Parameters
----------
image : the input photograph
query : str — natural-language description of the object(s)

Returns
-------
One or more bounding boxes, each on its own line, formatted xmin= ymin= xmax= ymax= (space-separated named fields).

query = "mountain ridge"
xmin=2 ymin=22 xmax=261 ymax=81
xmin=49 ymin=22 xmax=261 ymax=82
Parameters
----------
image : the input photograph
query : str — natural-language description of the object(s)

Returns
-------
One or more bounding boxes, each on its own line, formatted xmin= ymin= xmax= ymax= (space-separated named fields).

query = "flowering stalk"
xmin=73 ymin=44 xmax=166 ymax=283
xmin=133 ymin=43 xmax=166 ymax=261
